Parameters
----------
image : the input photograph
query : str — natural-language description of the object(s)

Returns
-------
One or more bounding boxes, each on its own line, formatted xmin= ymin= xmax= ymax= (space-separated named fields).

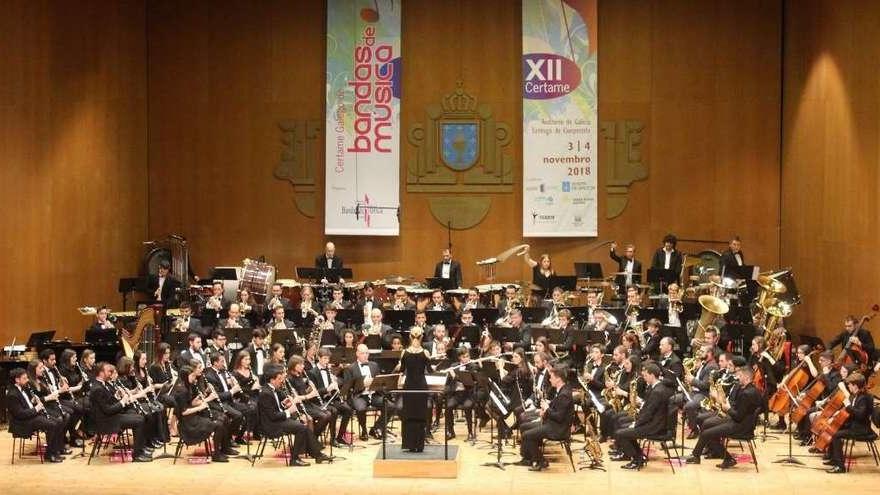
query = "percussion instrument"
xmin=239 ymin=259 xmax=276 ymax=298
xmin=276 ymin=278 xmax=303 ymax=306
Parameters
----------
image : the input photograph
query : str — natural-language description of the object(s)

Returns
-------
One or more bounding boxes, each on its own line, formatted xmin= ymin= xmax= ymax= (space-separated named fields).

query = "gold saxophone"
xmin=625 ymin=379 xmax=639 ymax=419
xmin=583 ymin=408 xmax=603 ymax=465
xmin=601 ymin=368 xmax=623 ymax=413
xmin=700 ymin=372 xmax=728 ymax=417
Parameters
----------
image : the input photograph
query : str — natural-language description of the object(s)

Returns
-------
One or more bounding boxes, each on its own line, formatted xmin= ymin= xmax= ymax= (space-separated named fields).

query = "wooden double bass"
xmin=836 ymin=305 xmax=878 ymax=371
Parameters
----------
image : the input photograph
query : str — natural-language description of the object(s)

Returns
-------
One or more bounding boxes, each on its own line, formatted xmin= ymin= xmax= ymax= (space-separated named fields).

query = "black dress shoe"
xmin=610 ymin=453 xmax=631 ymax=462
xmin=808 ymin=447 xmax=822 ymax=454
xmin=61 ymin=448 xmax=73 ymax=455
xmin=513 ymin=458 xmax=532 ymax=466
xmin=314 ymin=453 xmax=333 ymax=464
xmin=211 ymin=455 xmax=229 ymax=463
xmin=685 ymin=455 xmax=701 ymax=464
xmin=46 ymin=455 xmax=64 ymax=463
xmin=369 ymin=429 xmax=383 ymax=440
xmin=716 ymin=456 xmax=737 ymax=469
xmin=132 ymin=454 xmax=153 ymax=462
xmin=290 ymin=457 xmax=310 ymax=467
xmin=234 ymin=437 xmax=248 ymax=445
xmin=446 ymin=433 xmax=456 ymax=441
xmin=822 ymin=459 xmax=835 ymax=466
xmin=359 ymin=432 xmax=369 ymax=441
xmin=223 ymin=448 xmax=239 ymax=456
xmin=826 ymin=465 xmax=846 ymax=474
xmin=528 ymin=462 xmax=545 ymax=472
xmin=621 ymin=461 xmax=643 ymax=470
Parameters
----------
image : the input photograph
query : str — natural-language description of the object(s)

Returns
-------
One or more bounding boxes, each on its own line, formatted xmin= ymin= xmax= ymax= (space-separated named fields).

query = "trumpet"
xmin=301 ymin=301 xmax=320 ymax=319
xmin=669 ymin=298 xmax=683 ymax=314
xmin=206 ymin=294 xmax=223 ymax=311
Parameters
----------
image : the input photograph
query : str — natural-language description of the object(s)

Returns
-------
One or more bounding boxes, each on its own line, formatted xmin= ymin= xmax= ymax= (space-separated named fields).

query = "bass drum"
xmin=142 ymin=247 xmax=172 ymax=277
xmin=239 ymin=260 xmax=276 ymax=298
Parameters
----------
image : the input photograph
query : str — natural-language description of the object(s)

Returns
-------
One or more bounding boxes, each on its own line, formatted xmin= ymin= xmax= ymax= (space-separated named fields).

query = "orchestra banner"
xmin=325 ymin=0 xmax=401 ymax=236
xmin=522 ymin=0 xmax=598 ymax=237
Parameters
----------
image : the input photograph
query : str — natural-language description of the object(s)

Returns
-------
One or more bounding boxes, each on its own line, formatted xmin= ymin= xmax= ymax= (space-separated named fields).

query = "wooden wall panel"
xmin=0 ymin=0 xmax=148 ymax=344
xmin=782 ymin=0 xmax=880 ymax=342
xmin=146 ymin=0 xmax=782 ymax=295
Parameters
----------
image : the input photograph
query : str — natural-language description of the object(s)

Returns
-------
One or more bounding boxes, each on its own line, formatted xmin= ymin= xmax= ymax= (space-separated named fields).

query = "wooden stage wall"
xmin=2 ymin=0 xmax=795 ymax=345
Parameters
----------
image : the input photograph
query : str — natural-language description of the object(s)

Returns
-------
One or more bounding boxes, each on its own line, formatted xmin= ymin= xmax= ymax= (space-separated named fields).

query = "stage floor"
xmin=1 ymin=425 xmax=877 ymax=495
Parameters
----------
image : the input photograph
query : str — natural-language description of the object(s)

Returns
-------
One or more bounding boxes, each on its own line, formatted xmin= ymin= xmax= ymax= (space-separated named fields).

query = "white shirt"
xmin=441 ymin=262 xmax=451 ymax=279
xmin=157 ymin=276 xmax=166 ymax=299
xmin=17 ymin=385 xmax=33 ymax=409
xmin=214 ymin=368 xmax=229 ymax=392
xmin=663 ymin=250 xmax=672 ymax=270
xmin=326 ymin=257 xmax=333 ymax=268
xmin=358 ymin=361 xmax=373 ymax=396
xmin=189 ymin=348 xmax=204 ymax=365
xmin=319 ymin=367 xmax=331 ymax=389
xmin=667 ymin=306 xmax=681 ymax=327
xmin=625 ymin=259 xmax=634 ymax=285
xmin=734 ymin=253 xmax=743 ymax=266
xmin=255 ymin=347 xmax=265 ymax=375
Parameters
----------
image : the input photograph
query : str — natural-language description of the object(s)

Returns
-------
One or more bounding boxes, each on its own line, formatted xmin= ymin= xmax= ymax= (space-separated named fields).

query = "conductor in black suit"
xmin=315 ymin=241 xmax=344 ymax=283
xmin=613 ymin=362 xmax=673 ymax=469
xmin=610 ymin=242 xmax=643 ymax=294
xmin=148 ymin=260 xmax=182 ymax=308
xmin=7 ymin=368 xmax=67 ymax=462
xmin=650 ymin=234 xmax=683 ymax=281
xmin=719 ymin=236 xmax=745 ymax=276
xmin=517 ymin=364 xmax=574 ymax=471
xmin=433 ymin=248 xmax=463 ymax=288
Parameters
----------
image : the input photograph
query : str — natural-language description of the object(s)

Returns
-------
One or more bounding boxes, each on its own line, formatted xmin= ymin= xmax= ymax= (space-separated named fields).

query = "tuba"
xmin=693 ymin=295 xmax=729 ymax=346
xmin=763 ymin=298 xmax=793 ymax=361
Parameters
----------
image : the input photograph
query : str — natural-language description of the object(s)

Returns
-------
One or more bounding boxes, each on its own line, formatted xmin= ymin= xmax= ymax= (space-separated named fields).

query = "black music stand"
xmin=487 ymin=326 xmax=519 ymax=345
xmin=426 ymin=277 xmax=457 ymax=291
xmin=336 ymin=309 xmax=363 ymax=327
xmin=520 ymin=308 xmax=546 ymax=324
xmin=725 ymin=264 xmax=756 ymax=280
xmin=383 ymin=310 xmax=415 ymax=331
xmin=330 ymin=347 xmax=356 ymax=366
xmin=166 ymin=332 xmax=189 ymax=352
xmin=550 ymin=275 xmax=578 ymax=292
xmin=574 ymin=262 xmax=603 ymax=279
xmin=229 ymin=328 xmax=252 ymax=348
xmin=648 ymin=268 xmax=677 ymax=292
xmin=368 ymin=374 xmax=401 ymax=458
xmin=451 ymin=325 xmax=480 ymax=348
xmin=567 ymin=306 xmax=591 ymax=324
xmin=426 ymin=310 xmax=455 ymax=326
xmin=639 ymin=308 xmax=668 ymax=325
xmin=362 ymin=334 xmax=383 ymax=350
xmin=27 ymin=330 xmax=56 ymax=349
xmin=469 ymin=308 xmax=499 ymax=327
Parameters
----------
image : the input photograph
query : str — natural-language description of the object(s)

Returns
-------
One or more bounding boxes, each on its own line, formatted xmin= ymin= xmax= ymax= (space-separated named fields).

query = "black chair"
xmin=9 ymin=430 xmax=45 ymax=465
xmin=172 ymin=436 xmax=213 ymax=464
xmin=86 ymin=408 xmax=133 ymax=465
xmin=722 ymin=410 xmax=761 ymax=473
xmin=540 ymin=429 xmax=577 ymax=472
xmin=640 ymin=407 xmax=680 ymax=473
xmin=844 ymin=432 xmax=880 ymax=472
xmin=251 ymin=408 xmax=293 ymax=467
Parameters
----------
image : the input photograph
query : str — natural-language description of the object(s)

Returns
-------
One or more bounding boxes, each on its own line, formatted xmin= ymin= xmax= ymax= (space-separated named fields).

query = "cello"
xmin=809 ymin=382 xmax=848 ymax=438
xmin=812 ymin=383 xmax=854 ymax=451
xmin=790 ymin=373 xmax=829 ymax=424
xmin=768 ymin=350 xmax=818 ymax=414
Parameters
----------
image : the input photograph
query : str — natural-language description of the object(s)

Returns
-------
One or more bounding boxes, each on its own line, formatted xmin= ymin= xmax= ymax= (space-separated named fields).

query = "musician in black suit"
xmin=433 ymin=248 xmax=463 ymax=288
xmin=7 ymin=368 xmax=67 ymax=462
xmin=444 ymin=348 xmax=478 ymax=441
xmin=315 ymin=241 xmax=344 ymax=283
xmin=613 ymin=362 xmax=672 ymax=468
xmin=685 ymin=363 xmax=763 ymax=469
xmin=308 ymin=348 xmax=353 ymax=446
xmin=610 ymin=242 xmax=643 ymax=294
xmin=362 ymin=308 xmax=394 ymax=349
xmin=266 ymin=283 xmax=293 ymax=312
xmin=148 ymin=260 xmax=182 ymax=308
xmin=641 ymin=319 xmax=663 ymax=361
xmin=826 ymin=373 xmax=876 ymax=473
xmin=89 ymin=362 xmax=152 ymax=462
xmin=258 ymin=365 xmax=330 ymax=466
xmin=89 ymin=306 xmax=117 ymax=332
xmin=246 ymin=329 xmax=269 ymax=381
xmin=719 ymin=236 xmax=745 ymax=276
xmin=827 ymin=315 xmax=876 ymax=369
xmin=178 ymin=333 xmax=207 ymax=369
xmin=344 ymin=344 xmax=396 ymax=440
xmin=203 ymin=352 xmax=246 ymax=445
xmin=657 ymin=337 xmax=684 ymax=389
xmin=517 ymin=364 xmax=574 ymax=471
xmin=267 ymin=305 xmax=296 ymax=330
xmin=650 ymin=234 xmax=683 ymax=280
xmin=682 ymin=345 xmax=719 ymax=436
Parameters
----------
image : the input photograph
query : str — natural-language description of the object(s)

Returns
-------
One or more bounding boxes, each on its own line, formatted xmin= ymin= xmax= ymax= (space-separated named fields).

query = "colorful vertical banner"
xmin=522 ymin=0 xmax=598 ymax=237
xmin=326 ymin=0 xmax=401 ymax=236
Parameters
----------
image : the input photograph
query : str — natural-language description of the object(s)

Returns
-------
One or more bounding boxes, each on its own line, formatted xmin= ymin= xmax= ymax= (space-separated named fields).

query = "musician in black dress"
xmin=826 ymin=372 xmax=875 ymax=473
xmin=399 ymin=328 xmax=431 ymax=452
xmin=172 ymin=364 xmax=231 ymax=463
xmin=523 ymin=246 xmax=554 ymax=301
xmin=58 ymin=348 xmax=89 ymax=444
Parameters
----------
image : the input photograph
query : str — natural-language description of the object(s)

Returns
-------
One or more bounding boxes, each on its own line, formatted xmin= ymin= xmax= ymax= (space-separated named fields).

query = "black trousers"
xmin=274 ymin=419 xmax=323 ymax=458
xmin=683 ymin=393 xmax=707 ymax=431
xmin=520 ymin=424 xmax=557 ymax=462
xmin=350 ymin=394 xmax=394 ymax=433
xmin=230 ymin=400 xmax=257 ymax=437
xmin=117 ymin=413 xmax=148 ymax=455
xmin=324 ymin=399 xmax=353 ymax=439
xmin=691 ymin=417 xmax=737 ymax=458
xmin=446 ymin=391 xmax=474 ymax=435
xmin=24 ymin=415 xmax=66 ymax=456
xmin=614 ymin=425 xmax=656 ymax=463
xmin=828 ymin=429 xmax=871 ymax=468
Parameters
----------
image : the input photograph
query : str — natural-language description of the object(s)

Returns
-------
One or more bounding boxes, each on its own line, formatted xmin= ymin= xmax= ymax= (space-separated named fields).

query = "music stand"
xmin=368 ymin=373 xmax=402 ymax=459
xmin=725 ymin=264 xmax=757 ymax=280
xmin=521 ymin=308 xmax=546 ymax=324
xmin=426 ymin=310 xmax=455 ymax=326
xmin=639 ymin=308 xmax=668 ymax=325
xmin=574 ymin=262 xmax=603 ymax=279
xmin=647 ymin=268 xmax=677 ymax=292
xmin=426 ymin=277 xmax=457 ymax=291
xmin=336 ymin=309 xmax=362 ymax=327
xmin=549 ymin=275 xmax=578 ymax=292
xmin=295 ymin=267 xmax=321 ymax=281
xmin=469 ymin=308 xmax=499 ymax=327
xmin=567 ymin=306 xmax=591 ymax=324
xmin=452 ymin=325 xmax=480 ymax=348
xmin=383 ymin=310 xmax=415 ymax=331
xmin=362 ymin=334 xmax=383 ymax=350
xmin=330 ymin=347 xmax=356 ymax=366
xmin=27 ymin=330 xmax=56 ymax=349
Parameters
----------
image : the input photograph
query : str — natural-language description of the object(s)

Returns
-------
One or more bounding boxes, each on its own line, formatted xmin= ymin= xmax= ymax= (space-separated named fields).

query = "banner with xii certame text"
xmin=522 ymin=0 xmax=597 ymax=237
xmin=326 ymin=0 xmax=401 ymax=235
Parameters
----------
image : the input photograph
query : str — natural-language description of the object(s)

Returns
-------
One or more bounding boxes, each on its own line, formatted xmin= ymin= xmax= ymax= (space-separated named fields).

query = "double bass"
xmin=835 ymin=305 xmax=878 ymax=371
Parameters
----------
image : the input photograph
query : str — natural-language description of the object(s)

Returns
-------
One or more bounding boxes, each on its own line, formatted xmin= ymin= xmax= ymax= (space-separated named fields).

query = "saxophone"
xmin=625 ymin=379 xmax=639 ymax=419
xmin=582 ymin=408 xmax=604 ymax=466
xmin=700 ymin=372 xmax=728 ymax=417
xmin=601 ymin=368 xmax=623 ymax=412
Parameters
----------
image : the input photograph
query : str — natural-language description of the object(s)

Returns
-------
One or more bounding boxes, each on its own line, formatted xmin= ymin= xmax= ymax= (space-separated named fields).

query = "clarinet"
xmin=26 ymin=384 xmax=52 ymax=418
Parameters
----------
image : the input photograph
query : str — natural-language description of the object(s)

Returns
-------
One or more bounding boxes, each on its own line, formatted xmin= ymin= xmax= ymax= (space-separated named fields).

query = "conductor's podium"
xmin=373 ymin=444 xmax=460 ymax=478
